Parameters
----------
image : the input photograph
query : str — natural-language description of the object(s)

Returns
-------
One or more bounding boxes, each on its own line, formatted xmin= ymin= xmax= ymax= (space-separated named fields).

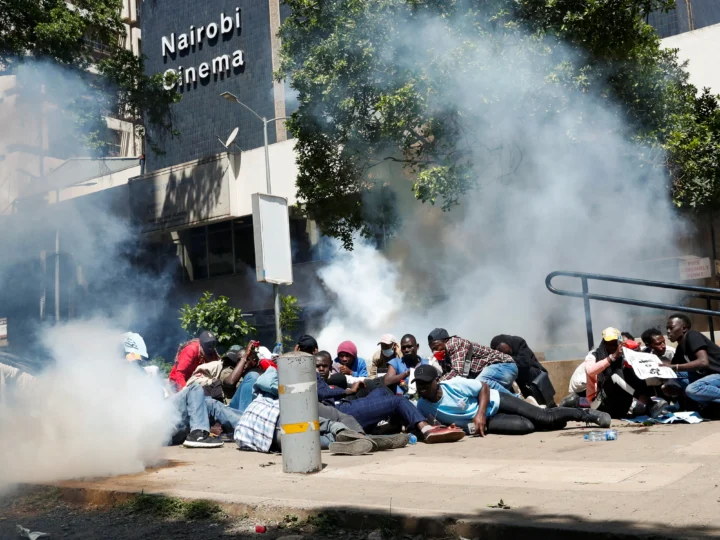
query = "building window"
xmin=186 ymin=227 xmax=208 ymax=280
xmin=181 ymin=218 xmax=327 ymax=281
xmin=208 ymin=221 xmax=234 ymax=277
xmin=234 ymin=218 xmax=256 ymax=271
xmin=107 ymin=130 xmax=122 ymax=157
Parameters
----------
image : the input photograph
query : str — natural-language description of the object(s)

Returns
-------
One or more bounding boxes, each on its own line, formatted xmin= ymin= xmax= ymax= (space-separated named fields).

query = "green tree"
xmin=279 ymin=294 xmax=301 ymax=348
xmin=179 ymin=292 xmax=255 ymax=348
xmin=278 ymin=0 xmax=720 ymax=248
xmin=0 ymin=0 xmax=179 ymax=154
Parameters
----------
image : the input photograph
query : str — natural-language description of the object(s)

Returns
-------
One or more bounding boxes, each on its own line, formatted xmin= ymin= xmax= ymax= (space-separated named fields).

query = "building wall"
xmin=142 ymin=0 xmax=282 ymax=171
xmin=648 ymin=0 xmax=720 ymax=38
xmin=661 ymin=23 xmax=720 ymax=94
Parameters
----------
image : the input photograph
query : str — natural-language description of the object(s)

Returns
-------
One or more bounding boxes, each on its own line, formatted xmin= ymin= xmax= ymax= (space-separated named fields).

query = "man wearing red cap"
xmin=334 ymin=341 xmax=368 ymax=378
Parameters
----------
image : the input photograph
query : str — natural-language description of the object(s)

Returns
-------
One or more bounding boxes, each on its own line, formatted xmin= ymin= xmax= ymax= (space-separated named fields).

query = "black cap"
xmin=297 ymin=334 xmax=318 ymax=353
xmin=222 ymin=350 xmax=241 ymax=365
xmin=414 ymin=364 xmax=439 ymax=383
xmin=428 ymin=328 xmax=450 ymax=343
xmin=199 ymin=331 xmax=218 ymax=356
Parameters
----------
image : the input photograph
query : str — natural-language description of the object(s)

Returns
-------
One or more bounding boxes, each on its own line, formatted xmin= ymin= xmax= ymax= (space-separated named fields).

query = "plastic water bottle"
xmin=408 ymin=434 xmax=417 ymax=445
xmin=272 ymin=342 xmax=283 ymax=357
xmin=584 ymin=430 xmax=618 ymax=442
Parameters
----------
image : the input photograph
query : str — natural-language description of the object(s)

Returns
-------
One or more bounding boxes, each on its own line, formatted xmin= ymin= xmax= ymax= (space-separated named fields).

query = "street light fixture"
xmin=220 ymin=91 xmax=290 ymax=346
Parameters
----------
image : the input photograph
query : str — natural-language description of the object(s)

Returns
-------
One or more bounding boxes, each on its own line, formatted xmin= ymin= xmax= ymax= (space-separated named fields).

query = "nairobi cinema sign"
xmin=160 ymin=7 xmax=245 ymax=90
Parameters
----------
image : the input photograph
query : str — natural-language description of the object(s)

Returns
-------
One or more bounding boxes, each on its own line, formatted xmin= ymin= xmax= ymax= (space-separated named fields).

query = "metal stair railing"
xmin=545 ymin=271 xmax=720 ymax=350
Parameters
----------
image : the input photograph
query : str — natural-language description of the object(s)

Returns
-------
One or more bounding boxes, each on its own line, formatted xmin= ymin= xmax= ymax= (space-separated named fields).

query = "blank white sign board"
xmin=252 ymin=193 xmax=294 ymax=285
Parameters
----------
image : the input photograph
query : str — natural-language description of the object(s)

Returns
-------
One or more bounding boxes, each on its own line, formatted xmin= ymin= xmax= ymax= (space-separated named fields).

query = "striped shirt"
xmin=234 ymin=396 xmax=280 ymax=453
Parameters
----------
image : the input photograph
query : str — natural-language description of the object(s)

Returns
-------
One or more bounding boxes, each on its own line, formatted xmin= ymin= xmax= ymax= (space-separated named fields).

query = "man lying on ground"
xmin=665 ymin=314 xmax=720 ymax=410
xmin=428 ymin=328 xmax=517 ymax=394
xmin=414 ymin=365 xmax=610 ymax=435
xmin=298 ymin=336 xmax=462 ymax=445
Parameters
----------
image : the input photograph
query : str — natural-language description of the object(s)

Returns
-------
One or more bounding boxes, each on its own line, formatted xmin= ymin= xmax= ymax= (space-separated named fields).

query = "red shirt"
xmin=169 ymin=341 xmax=204 ymax=389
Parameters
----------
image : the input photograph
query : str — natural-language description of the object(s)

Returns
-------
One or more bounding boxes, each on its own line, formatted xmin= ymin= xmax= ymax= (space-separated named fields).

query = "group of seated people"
xmin=148 ymin=327 xmax=614 ymax=455
xmin=561 ymin=314 xmax=720 ymax=420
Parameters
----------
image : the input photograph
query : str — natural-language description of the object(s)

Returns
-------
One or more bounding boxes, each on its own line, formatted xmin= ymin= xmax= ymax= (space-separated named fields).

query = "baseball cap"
xmin=414 ymin=364 xmax=439 ymax=383
xmin=602 ymin=327 xmax=621 ymax=342
xmin=378 ymin=333 xmax=398 ymax=345
xmin=297 ymin=334 xmax=318 ymax=353
xmin=222 ymin=345 xmax=243 ymax=365
xmin=199 ymin=331 xmax=218 ymax=356
xmin=428 ymin=328 xmax=450 ymax=343
xmin=123 ymin=332 xmax=148 ymax=359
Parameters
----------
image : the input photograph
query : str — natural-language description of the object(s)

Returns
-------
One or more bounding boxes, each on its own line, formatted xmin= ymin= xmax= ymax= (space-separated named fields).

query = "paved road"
xmin=47 ymin=421 xmax=720 ymax=538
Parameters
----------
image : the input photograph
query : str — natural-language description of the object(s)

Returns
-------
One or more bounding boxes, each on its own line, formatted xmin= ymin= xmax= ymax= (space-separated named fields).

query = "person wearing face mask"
xmin=385 ymin=334 xmax=441 ymax=395
xmin=369 ymin=334 xmax=402 ymax=378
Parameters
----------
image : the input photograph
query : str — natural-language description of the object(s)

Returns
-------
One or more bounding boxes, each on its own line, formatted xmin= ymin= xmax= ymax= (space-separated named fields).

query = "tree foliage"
xmin=278 ymin=0 xmax=720 ymax=248
xmin=0 ymin=0 xmax=179 ymax=155
xmin=179 ymin=292 xmax=255 ymax=348
xmin=279 ymin=294 xmax=301 ymax=348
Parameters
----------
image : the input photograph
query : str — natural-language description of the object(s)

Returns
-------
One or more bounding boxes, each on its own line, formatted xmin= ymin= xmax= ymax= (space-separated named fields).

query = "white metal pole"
xmin=263 ymin=119 xmax=282 ymax=346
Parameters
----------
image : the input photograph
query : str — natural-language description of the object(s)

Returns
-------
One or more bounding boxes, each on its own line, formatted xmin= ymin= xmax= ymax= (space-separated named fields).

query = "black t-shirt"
xmin=674 ymin=330 xmax=720 ymax=374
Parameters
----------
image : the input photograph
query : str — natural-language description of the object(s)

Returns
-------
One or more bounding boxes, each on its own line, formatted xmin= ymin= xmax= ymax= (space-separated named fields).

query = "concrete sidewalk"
xmin=53 ymin=421 xmax=720 ymax=538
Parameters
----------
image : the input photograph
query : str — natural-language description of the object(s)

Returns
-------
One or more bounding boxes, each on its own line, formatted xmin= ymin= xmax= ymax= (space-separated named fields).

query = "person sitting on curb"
xmin=428 ymin=328 xmax=517 ymax=394
xmin=585 ymin=327 xmax=659 ymax=419
xmin=169 ymin=384 xmax=244 ymax=448
xmin=187 ymin=345 xmax=243 ymax=404
xmin=384 ymin=334 xmax=436 ymax=396
xmin=228 ymin=341 xmax=279 ymax=413
xmin=414 ymin=365 xmax=610 ymax=436
xmin=369 ymin=334 xmax=402 ymax=378
xmin=169 ymin=331 xmax=220 ymax=390
xmin=334 ymin=340 xmax=369 ymax=378
xmin=641 ymin=328 xmax=676 ymax=362
xmin=665 ymin=314 xmax=720 ymax=410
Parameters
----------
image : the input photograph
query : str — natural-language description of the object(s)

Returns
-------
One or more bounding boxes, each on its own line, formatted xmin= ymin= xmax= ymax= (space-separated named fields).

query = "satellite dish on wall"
xmin=225 ymin=127 xmax=239 ymax=149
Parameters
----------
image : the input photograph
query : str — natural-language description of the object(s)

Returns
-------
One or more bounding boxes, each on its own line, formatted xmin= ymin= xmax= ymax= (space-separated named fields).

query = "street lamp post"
xmin=220 ymin=91 xmax=289 ymax=346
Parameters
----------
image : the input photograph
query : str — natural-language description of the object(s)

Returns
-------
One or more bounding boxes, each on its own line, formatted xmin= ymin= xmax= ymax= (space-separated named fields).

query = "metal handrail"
xmin=545 ymin=271 xmax=720 ymax=350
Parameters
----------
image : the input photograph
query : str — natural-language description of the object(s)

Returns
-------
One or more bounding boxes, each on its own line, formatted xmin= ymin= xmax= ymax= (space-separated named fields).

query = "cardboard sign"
xmin=623 ymin=348 xmax=677 ymax=380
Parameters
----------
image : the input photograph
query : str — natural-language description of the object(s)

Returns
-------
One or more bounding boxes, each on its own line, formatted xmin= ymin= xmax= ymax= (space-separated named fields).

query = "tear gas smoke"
xmin=314 ymin=12 xmax=690 ymax=360
xmin=0 ymin=320 xmax=176 ymax=493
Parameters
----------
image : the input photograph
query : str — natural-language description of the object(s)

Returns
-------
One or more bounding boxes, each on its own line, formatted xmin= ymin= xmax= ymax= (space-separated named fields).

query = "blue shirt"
xmin=388 ymin=357 xmax=429 ymax=394
xmin=417 ymin=378 xmax=500 ymax=428
xmin=333 ymin=356 xmax=368 ymax=378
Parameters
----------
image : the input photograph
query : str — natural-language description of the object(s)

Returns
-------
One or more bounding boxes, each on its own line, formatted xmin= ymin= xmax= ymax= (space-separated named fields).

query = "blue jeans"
xmin=228 ymin=370 xmax=261 ymax=413
xmin=205 ymin=397 xmax=245 ymax=432
xmin=685 ymin=374 xmax=720 ymax=404
xmin=171 ymin=385 xmax=210 ymax=435
xmin=336 ymin=388 xmax=426 ymax=431
xmin=478 ymin=362 xmax=518 ymax=395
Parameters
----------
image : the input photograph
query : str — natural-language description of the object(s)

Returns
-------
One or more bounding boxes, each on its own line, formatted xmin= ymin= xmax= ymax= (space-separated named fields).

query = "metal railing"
xmin=545 ymin=270 xmax=720 ymax=350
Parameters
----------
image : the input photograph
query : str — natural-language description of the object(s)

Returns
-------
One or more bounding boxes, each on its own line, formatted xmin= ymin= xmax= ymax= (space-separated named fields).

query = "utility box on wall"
xmin=251 ymin=193 xmax=293 ymax=285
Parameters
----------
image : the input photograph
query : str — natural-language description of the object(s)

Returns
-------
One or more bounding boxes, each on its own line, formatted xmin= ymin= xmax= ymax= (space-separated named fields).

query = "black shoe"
xmin=336 ymin=430 xmax=379 ymax=451
xmin=369 ymin=433 xmax=410 ymax=450
xmin=329 ymin=439 xmax=374 ymax=456
xmin=183 ymin=430 xmax=224 ymax=448
xmin=581 ymin=409 xmax=612 ymax=428
xmin=559 ymin=394 xmax=580 ymax=408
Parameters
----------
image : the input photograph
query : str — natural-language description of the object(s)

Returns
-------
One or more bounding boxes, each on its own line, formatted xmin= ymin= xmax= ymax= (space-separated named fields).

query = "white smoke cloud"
xmin=0 ymin=319 xmax=176 ymax=492
xmin=312 ymin=10 xmax=690 ymax=360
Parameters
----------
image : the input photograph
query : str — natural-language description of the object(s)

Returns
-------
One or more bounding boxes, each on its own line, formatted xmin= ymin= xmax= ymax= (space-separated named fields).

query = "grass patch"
xmin=305 ymin=513 xmax=338 ymax=534
xmin=123 ymin=493 xmax=224 ymax=521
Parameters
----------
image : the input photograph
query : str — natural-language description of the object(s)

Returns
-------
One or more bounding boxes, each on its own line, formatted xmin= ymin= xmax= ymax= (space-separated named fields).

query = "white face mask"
xmin=381 ymin=348 xmax=394 ymax=358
